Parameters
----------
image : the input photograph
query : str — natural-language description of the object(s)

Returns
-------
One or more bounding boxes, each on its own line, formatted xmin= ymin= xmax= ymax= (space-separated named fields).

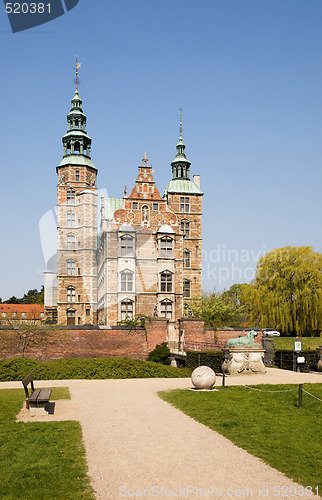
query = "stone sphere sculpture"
xmin=191 ymin=366 xmax=216 ymax=389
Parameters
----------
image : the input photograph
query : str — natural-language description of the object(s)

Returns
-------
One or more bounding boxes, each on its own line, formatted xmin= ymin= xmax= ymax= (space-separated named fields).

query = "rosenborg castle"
xmin=44 ymin=87 xmax=203 ymax=325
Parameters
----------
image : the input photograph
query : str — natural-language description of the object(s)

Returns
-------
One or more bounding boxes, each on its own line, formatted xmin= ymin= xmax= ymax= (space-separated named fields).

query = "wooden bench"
xmin=22 ymin=373 xmax=51 ymax=410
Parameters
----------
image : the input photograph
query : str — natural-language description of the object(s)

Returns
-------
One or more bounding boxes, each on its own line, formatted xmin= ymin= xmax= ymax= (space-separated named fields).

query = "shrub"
xmin=0 ymin=357 xmax=191 ymax=381
xmin=186 ymin=350 xmax=224 ymax=372
xmin=147 ymin=342 xmax=171 ymax=365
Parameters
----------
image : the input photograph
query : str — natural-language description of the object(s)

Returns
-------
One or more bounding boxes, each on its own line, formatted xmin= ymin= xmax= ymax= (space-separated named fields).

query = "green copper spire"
xmin=57 ymin=62 xmax=97 ymax=171
xmin=62 ymin=89 xmax=92 ymax=158
xmin=171 ymin=108 xmax=191 ymax=180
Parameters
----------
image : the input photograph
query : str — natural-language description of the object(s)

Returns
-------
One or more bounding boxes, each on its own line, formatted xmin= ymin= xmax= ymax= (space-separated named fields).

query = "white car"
xmin=262 ymin=328 xmax=280 ymax=337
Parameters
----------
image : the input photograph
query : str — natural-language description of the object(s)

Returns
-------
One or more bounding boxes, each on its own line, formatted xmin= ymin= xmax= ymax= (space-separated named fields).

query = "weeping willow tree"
xmin=242 ymin=246 xmax=322 ymax=336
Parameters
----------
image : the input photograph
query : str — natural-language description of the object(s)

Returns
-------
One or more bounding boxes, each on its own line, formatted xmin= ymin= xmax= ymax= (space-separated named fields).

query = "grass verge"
xmin=0 ymin=388 xmax=94 ymax=499
xmin=273 ymin=337 xmax=321 ymax=350
xmin=159 ymin=384 xmax=322 ymax=491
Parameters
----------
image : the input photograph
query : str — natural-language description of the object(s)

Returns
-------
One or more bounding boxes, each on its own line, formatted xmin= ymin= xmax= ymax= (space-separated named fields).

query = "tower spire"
xmin=170 ymin=107 xmax=191 ymax=180
xmin=74 ymin=56 xmax=81 ymax=91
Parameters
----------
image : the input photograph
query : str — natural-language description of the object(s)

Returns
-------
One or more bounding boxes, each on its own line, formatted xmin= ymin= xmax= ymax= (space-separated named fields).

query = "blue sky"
xmin=0 ymin=0 xmax=321 ymax=300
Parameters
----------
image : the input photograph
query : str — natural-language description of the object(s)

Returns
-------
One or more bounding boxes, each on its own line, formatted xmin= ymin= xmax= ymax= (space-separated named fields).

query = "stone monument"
xmin=191 ymin=366 xmax=216 ymax=389
xmin=222 ymin=330 xmax=266 ymax=375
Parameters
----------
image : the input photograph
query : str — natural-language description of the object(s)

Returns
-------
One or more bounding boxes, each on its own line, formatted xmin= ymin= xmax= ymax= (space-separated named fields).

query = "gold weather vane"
xmin=74 ymin=56 xmax=81 ymax=90
xmin=179 ymin=106 xmax=183 ymax=138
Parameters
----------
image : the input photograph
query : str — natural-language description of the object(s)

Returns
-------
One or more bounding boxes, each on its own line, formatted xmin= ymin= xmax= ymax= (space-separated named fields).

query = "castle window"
xmin=75 ymin=170 xmax=80 ymax=181
xmin=132 ymin=202 xmax=138 ymax=209
xmin=120 ymin=270 xmax=133 ymax=292
xmin=86 ymin=309 xmax=90 ymax=317
xmin=67 ymin=259 xmax=76 ymax=276
xmin=66 ymin=212 xmax=76 ymax=227
xmin=153 ymin=203 xmax=158 ymax=211
xmin=160 ymin=236 xmax=173 ymax=258
xmin=67 ymin=287 xmax=76 ymax=302
xmin=67 ymin=233 xmax=76 ymax=249
xmin=183 ymin=279 xmax=191 ymax=298
xmin=120 ymin=235 xmax=134 ymax=257
xmin=120 ymin=299 xmax=133 ymax=320
xmin=184 ymin=250 xmax=191 ymax=268
xmin=180 ymin=220 xmax=190 ymax=238
xmin=160 ymin=300 xmax=172 ymax=320
xmin=2 ymin=312 xmax=6 ymax=318
xmin=11 ymin=312 xmax=17 ymax=318
xmin=180 ymin=197 xmax=189 ymax=212
xmin=160 ymin=271 xmax=172 ymax=292
xmin=67 ymin=190 xmax=76 ymax=205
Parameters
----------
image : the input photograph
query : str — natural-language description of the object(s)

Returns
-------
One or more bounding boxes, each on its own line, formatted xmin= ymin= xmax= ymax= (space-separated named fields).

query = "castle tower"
xmin=56 ymin=88 xmax=98 ymax=325
xmin=166 ymin=119 xmax=203 ymax=308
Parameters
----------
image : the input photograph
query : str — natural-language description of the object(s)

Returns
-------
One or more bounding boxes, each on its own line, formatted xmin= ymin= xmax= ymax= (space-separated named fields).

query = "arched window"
xmin=160 ymin=236 xmax=173 ymax=258
xmin=67 ymin=189 xmax=76 ymax=205
xmin=67 ymin=259 xmax=76 ymax=276
xmin=120 ymin=270 xmax=133 ymax=292
xmin=120 ymin=299 xmax=133 ymax=320
xmin=160 ymin=271 xmax=172 ymax=292
xmin=120 ymin=235 xmax=134 ymax=257
xmin=67 ymin=287 xmax=76 ymax=302
xmin=160 ymin=300 xmax=172 ymax=320
xmin=67 ymin=233 xmax=76 ymax=249
xmin=183 ymin=279 xmax=191 ymax=298
xmin=66 ymin=212 xmax=75 ymax=227
xmin=184 ymin=249 xmax=191 ymax=268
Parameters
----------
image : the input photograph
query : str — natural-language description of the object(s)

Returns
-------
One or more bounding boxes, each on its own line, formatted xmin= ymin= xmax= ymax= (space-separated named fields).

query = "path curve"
xmin=2 ymin=368 xmax=321 ymax=499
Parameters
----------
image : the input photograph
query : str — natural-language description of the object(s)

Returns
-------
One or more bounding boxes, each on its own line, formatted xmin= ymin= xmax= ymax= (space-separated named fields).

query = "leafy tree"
xmin=190 ymin=290 xmax=245 ymax=330
xmin=3 ymin=287 xmax=44 ymax=304
xmin=242 ymin=246 xmax=322 ymax=337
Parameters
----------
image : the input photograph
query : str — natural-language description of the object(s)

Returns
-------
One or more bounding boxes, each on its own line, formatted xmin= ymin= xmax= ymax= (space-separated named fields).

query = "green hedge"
xmin=274 ymin=350 xmax=319 ymax=373
xmin=147 ymin=342 xmax=171 ymax=365
xmin=0 ymin=357 xmax=191 ymax=381
xmin=186 ymin=351 xmax=224 ymax=373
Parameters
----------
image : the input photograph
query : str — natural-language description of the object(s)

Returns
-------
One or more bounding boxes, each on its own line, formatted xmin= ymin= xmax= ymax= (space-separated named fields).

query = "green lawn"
xmin=0 ymin=387 xmax=94 ymax=499
xmin=273 ymin=337 xmax=322 ymax=350
xmin=159 ymin=384 xmax=322 ymax=492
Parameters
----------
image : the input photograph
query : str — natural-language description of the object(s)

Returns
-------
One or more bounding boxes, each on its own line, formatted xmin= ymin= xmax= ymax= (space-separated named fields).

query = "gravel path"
xmin=2 ymin=368 xmax=321 ymax=499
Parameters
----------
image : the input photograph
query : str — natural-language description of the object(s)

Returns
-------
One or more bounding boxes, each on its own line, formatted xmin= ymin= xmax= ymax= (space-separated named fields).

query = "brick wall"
xmin=180 ymin=319 xmax=263 ymax=348
xmin=0 ymin=319 xmax=168 ymax=361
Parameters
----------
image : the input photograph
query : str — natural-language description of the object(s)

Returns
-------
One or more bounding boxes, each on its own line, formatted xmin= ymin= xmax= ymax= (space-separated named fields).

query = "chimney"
xmin=193 ymin=175 xmax=200 ymax=188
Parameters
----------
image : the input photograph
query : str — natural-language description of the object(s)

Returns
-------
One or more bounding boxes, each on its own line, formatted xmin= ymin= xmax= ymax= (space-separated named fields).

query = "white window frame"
xmin=67 ymin=287 xmax=76 ymax=303
xmin=120 ymin=270 xmax=134 ymax=292
xmin=120 ymin=299 xmax=134 ymax=320
xmin=160 ymin=271 xmax=173 ymax=292
xmin=160 ymin=300 xmax=173 ymax=320
xmin=120 ymin=235 xmax=134 ymax=257
xmin=160 ymin=236 xmax=173 ymax=258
